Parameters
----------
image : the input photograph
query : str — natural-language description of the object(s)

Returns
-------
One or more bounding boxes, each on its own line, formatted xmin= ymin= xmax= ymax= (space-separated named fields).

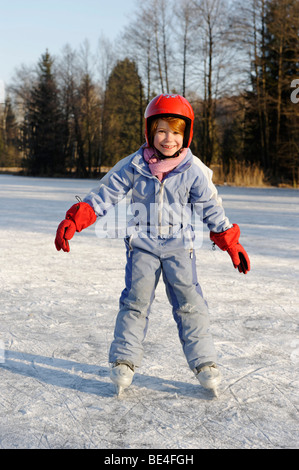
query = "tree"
xmin=56 ymin=42 xmax=103 ymax=177
xmin=72 ymin=40 xmax=102 ymax=177
xmin=175 ymin=0 xmax=196 ymax=96
xmin=263 ymin=0 xmax=299 ymax=182
xmin=0 ymin=95 xmax=20 ymax=167
xmin=121 ymin=4 xmax=154 ymax=102
xmin=241 ymin=0 xmax=299 ymax=184
xmin=152 ymin=0 xmax=172 ymax=94
xmin=78 ymin=73 xmax=102 ymax=176
xmin=23 ymin=50 xmax=64 ymax=175
xmin=193 ymin=0 xmax=232 ymax=165
xmin=5 ymin=1 xmax=298 ymax=185
xmin=121 ymin=0 xmax=176 ymax=99
xmin=102 ymin=58 xmax=144 ymax=166
xmin=56 ymin=44 xmax=78 ymax=174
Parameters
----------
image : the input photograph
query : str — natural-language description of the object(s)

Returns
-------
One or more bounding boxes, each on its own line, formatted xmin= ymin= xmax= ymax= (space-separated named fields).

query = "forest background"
xmin=0 ymin=0 xmax=298 ymax=187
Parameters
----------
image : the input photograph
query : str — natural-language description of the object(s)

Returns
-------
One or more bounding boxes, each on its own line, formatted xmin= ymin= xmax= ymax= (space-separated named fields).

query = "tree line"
xmin=0 ymin=0 xmax=298 ymax=186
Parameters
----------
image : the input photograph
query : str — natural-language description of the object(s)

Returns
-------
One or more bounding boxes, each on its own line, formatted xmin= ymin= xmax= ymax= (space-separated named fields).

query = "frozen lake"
xmin=0 ymin=174 xmax=298 ymax=449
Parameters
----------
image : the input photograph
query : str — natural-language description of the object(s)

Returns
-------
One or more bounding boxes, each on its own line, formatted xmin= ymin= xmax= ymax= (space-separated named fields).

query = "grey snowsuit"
xmin=84 ymin=146 xmax=231 ymax=371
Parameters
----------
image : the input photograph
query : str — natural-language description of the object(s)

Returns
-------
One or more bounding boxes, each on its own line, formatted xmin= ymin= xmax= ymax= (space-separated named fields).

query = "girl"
xmin=55 ymin=94 xmax=250 ymax=397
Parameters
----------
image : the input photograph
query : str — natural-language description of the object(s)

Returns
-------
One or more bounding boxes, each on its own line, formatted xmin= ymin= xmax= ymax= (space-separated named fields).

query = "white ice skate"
xmin=196 ymin=364 xmax=221 ymax=398
xmin=110 ymin=361 xmax=135 ymax=397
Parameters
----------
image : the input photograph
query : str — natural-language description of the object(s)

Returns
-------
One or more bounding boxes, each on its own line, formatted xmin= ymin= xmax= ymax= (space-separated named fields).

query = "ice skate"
xmin=110 ymin=361 xmax=135 ymax=397
xmin=195 ymin=363 xmax=221 ymax=398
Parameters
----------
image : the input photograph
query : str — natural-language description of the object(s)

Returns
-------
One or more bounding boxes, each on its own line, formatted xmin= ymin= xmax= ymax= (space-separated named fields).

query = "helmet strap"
xmin=153 ymin=146 xmax=184 ymax=159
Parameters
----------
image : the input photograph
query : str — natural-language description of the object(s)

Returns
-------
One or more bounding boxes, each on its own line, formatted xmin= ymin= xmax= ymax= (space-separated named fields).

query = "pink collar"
xmin=143 ymin=147 xmax=188 ymax=181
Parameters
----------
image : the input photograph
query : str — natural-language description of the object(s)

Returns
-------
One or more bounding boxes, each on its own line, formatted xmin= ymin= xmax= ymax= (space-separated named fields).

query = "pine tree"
xmin=24 ymin=50 xmax=64 ymax=175
xmin=243 ymin=0 xmax=299 ymax=184
xmin=102 ymin=58 xmax=144 ymax=167
xmin=263 ymin=0 xmax=299 ymax=183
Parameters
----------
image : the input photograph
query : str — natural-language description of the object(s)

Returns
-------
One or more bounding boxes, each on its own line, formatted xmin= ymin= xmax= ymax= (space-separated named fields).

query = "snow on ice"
xmin=0 ymin=174 xmax=298 ymax=449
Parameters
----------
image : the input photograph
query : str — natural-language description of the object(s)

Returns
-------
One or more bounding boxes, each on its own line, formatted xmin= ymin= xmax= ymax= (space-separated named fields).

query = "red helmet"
xmin=144 ymin=94 xmax=194 ymax=148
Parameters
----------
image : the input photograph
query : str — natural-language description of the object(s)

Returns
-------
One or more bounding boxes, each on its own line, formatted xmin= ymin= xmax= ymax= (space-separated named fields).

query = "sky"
xmin=0 ymin=0 xmax=137 ymax=95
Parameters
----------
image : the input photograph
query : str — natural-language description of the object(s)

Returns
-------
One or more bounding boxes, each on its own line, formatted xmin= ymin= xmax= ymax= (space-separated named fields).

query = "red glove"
xmin=210 ymin=224 xmax=250 ymax=274
xmin=55 ymin=202 xmax=97 ymax=252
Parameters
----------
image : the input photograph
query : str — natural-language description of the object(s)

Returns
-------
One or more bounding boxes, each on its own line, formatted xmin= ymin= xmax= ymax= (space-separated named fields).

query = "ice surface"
xmin=0 ymin=175 xmax=298 ymax=449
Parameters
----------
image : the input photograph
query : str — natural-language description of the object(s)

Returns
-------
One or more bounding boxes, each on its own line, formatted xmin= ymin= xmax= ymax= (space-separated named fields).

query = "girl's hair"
xmin=148 ymin=117 xmax=186 ymax=147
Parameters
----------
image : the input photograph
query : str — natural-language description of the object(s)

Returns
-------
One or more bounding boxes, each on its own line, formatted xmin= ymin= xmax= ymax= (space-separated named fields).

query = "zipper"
xmin=127 ymin=234 xmax=134 ymax=257
xmin=158 ymin=181 xmax=165 ymax=236
xmin=131 ymin=153 xmax=192 ymax=237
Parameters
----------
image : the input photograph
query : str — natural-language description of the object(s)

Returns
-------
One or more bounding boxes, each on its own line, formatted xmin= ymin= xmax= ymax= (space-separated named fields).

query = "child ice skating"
xmin=55 ymin=94 xmax=250 ymax=397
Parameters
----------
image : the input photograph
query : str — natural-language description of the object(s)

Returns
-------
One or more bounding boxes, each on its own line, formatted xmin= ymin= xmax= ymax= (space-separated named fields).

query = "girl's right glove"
xmin=210 ymin=224 xmax=250 ymax=274
xmin=55 ymin=202 xmax=97 ymax=252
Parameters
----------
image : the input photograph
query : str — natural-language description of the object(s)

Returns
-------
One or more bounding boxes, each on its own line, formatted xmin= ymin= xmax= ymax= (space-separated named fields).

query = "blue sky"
xmin=0 ymin=0 xmax=137 ymax=86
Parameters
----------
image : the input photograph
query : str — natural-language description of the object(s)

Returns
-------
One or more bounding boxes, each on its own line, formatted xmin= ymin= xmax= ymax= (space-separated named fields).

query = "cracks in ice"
xmin=226 ymin=364 xmax=297 ymax=448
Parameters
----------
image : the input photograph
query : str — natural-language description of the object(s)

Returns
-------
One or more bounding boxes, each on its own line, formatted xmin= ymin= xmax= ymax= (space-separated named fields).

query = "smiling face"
xmin=152 ymin=118 xmax=185 ymax=157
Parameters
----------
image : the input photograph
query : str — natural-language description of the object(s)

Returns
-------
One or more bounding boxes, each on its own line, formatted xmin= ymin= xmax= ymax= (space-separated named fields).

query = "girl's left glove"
xmin=55 ymin=202 xmax=97 ymax=252
xmin=210 ymin=224 xmax=250 ymax=274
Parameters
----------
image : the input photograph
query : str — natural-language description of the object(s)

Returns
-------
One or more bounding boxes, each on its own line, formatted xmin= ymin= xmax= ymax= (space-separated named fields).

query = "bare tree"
xmin=192 ymin=0 xmax=232 ymax=163
xmin=152 ymin=0 xmax=172 ymax=93
xmin=174 ymin=0 xmax=196 ymax=96
xmin=121 ymin=0 xmax=175 ymax=97
xmin=96 ymin=34 xmax=116 ymax=93
xmin=56 ymin=44 xmax=78 ymax=171
xmin=57 ymin=41 xmax=102 ymax=176
xmin=121 ymin=4 xmax=154 ymax=102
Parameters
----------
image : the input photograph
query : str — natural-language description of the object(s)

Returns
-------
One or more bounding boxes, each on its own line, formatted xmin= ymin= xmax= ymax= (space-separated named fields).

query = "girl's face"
xmin=153 ymin=119 xmax=184 ymax=157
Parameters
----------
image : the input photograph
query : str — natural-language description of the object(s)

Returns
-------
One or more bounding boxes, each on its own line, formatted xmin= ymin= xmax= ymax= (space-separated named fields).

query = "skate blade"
xmin=201 ymin=384 xmax=219 ymax=398
xmin=209 ymin=386 xmax=219 ymax=398
xmin=116 ymin=385 xmax=124 ymax=398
